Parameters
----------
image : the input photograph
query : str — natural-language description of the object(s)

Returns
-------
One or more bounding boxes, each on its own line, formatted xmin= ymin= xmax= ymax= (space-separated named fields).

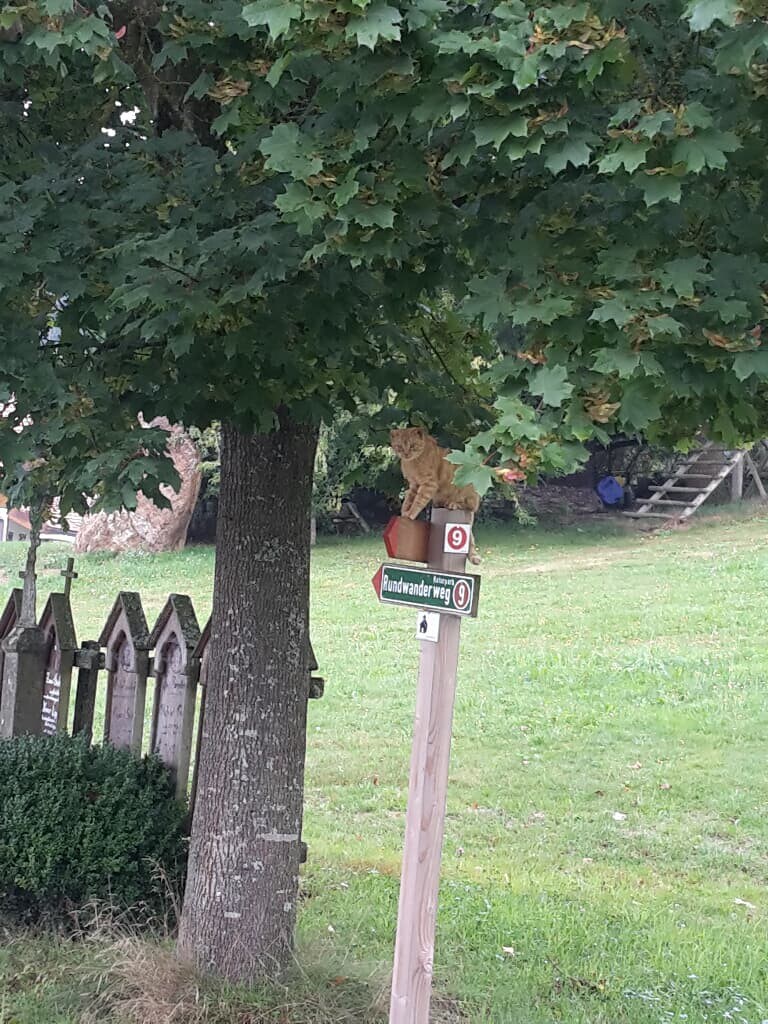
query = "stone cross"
xmin=148 ymin=595 xmax=201 ymax=799
xmin=60 ymin=557 xmax=78 ymax=599
xmin=99 ymin=593 xmax=151 ymax=754
xmin=72 ymin=640 xmax=103 ymax=744
xmin=18 ymin=567 xmax=37 ymax=626
xmin=39 ymin=593 xmax=77 ymax=735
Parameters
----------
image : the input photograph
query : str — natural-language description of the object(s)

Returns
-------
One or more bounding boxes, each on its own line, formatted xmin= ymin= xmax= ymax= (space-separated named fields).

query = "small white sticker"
xmin=416 ymin=610 xmax=441 ymax=643
xmin=444 ymin=523 xmax=471 ymax=555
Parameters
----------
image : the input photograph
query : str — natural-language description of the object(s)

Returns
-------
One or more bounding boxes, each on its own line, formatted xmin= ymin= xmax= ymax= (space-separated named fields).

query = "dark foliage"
xmin=0 ymin=735 xmax=187 ymax=924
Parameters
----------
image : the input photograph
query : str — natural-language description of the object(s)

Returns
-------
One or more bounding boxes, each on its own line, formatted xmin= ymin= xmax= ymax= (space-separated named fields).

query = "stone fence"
xmin=0 ymin=561 xmax=324 ymax=822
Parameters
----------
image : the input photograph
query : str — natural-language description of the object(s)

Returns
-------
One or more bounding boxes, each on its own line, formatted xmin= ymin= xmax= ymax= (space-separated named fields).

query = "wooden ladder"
xmin=623 ymin=443 xmax=761 ymax=523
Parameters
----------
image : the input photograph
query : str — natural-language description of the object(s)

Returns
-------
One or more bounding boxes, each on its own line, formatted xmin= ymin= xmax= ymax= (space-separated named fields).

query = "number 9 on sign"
xmin=452 ymin=580 xmax=472 ymax=612
xmin=444 ymin=523 xmax=471 ymax=555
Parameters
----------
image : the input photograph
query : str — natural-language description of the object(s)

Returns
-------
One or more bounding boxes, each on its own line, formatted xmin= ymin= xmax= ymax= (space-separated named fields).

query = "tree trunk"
xmin=178 ymin=413 xmax=318 ymax=980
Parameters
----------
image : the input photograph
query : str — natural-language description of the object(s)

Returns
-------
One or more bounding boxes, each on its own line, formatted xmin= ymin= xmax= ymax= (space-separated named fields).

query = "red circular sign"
xmin=446 ymin=525 xmax=470 ymax=552
xmin=452 ymin=579 xmax=472 ymax=612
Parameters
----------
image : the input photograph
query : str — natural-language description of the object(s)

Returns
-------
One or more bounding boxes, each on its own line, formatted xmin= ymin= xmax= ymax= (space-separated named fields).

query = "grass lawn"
xmin=1 ymin=508 xmax=768 ymax=1022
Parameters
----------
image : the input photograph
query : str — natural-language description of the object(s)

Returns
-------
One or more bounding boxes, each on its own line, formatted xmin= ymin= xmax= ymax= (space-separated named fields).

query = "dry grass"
xmin=78 ymin=933 xmax=470 ymax=1024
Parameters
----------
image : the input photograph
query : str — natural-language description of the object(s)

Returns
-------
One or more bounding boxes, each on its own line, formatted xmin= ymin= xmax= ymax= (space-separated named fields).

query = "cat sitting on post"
xmin=390 ymin=427 xmax=482 ymax=565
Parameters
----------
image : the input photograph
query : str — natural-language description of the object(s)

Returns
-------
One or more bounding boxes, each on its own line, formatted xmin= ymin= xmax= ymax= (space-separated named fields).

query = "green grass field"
xmin=1 ymin=509 xmax=768 ymax=1023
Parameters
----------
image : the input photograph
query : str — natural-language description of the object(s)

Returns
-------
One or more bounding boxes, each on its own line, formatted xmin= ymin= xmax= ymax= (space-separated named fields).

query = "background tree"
xmin=0 ymin=0 xmax=767 ymax=981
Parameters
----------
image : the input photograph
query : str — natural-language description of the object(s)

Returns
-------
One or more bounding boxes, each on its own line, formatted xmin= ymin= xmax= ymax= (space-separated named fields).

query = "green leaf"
xmin=334 ymin=170 xmax=359 ymax=207
xmin=512 ymin=295 xmax=574 ymax=326
xmin=715 ymin=24 xmax=768 ymax=72
xmin=260 ymin=124 xmax=323 ymax=179
xmin=589 ymin=297 xmax=634 ymax=327
xmin=673 ymin=131 xmax=740 ymax=173
xmin=598 ymin=142 xmax=651 ymax=175
xmin=700 ymin=297 xmax=749 ymax=323
xmin=609 ymin=100 xmax=641 ymax=127
xmin=592 ymin=347 xmax=641 ymax=378
xmin=514 ymin=55 xmax=540 ymax=91
xmin=619 ymin=386 xmax=662 ymax=429
xmin=732 ymin=351 xmax=768 ymax=382
xmin=547 ymin=3 xmax=589 ymax=29
xmin=463 ymin=274 xmax=512 ymax=331
xmin=636 ymin=111 xmax=675 ymax=138
xmin=446 ymin=450 xmax=495 ymax=495
xmin=529 ymin=365 xmax=574 ymax=407
xmin=646 ymin=315 xmax=683 ymax=338
xmin=266 ymin=54 xmax=291 ymax=87
xmin=638 ymin=174 xmax=681 ymax=207
xmin=242 ymin=0 xmax=301 ymax=39
xmin=684 ymin=0 xmax=739 ymax=31
xmin=275 ymin=182 xmax=328 ymax=234
xmin=347 ymin=202 xmax=395 ymax=229
xmin=474 ymin=116 xmax=528 ymax=150
xmin=658 ymin=257 xmax=709 ymax=299
xmin=346 ymin=3 xmax=402 ymax=50
xmin=544 ymin=138 xmax=592 ymax=175
xmin=42 ymin=0 xmax=75 ymax=13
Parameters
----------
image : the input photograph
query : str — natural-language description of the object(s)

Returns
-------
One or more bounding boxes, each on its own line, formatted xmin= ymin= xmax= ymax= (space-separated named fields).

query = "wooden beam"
xmin=745 ymin=453 xmax=767 ymax=500
xmin=731 ymin=453 xmax=744 ymax=503
xmin=389 ymin=509 xmax=469 ymax=1024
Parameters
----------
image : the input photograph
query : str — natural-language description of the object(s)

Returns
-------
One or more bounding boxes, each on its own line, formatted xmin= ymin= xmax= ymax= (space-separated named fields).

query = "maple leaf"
xmin=589 ymin=297 xmax=634 ymax=327
xmin=592 ymin=348 xmax=640 ymax=378
xmin=260 ymin=124 xmax=323 ymax=179
xmin=684 ymin=0 xmax=740 ymax=31
xmin=638 ymin=175 xmax=682 ymax=207
xmin=544 ymin=138 xmax=592 ymax=175
xmin=474 ymin=116 xmax=528 ymax=150
xmin=733 ymin=351 xmax=768 ymax=381
xmin=346 ymin=3 xmax=402 ymax=50
xmin=658 ymin=257 xmax=709 ymax=298
xmin=598 ymin=141 xmax=650 ymax=175
xmin=242 ymin=0 xmax=301 ymax=39
xmin=673 ymin=131 xmax=740 ymax=172
xmin=529 ymin=365 xmax=574 ymax=406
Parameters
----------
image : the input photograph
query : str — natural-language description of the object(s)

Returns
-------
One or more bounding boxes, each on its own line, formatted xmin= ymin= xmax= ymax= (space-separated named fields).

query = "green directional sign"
xmin=372 ymin=563 xmax=480 ymax=618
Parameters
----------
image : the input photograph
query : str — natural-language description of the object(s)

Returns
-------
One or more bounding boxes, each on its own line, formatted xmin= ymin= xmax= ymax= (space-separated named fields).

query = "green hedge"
xmin=0 ymin=734 xmax=187 ymax=923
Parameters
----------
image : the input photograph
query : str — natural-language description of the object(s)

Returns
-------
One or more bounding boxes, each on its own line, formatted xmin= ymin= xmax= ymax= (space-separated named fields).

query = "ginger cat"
xmin=390 ymin=427 xmax=481 ymax=564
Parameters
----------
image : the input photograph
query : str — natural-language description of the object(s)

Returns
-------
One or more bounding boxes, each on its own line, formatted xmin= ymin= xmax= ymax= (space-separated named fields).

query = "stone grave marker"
xmin=39 ymin=593 xmax=77 ymax=734
xmin=99 ymin=593 xmax=151 ymax=753
xmin=0 ymin=589 xmax=22 ymax=711
xmin=188 ymin=617 xmax=211 ymax=819
xmin=149 ymin=595 xmax=201 ymax=798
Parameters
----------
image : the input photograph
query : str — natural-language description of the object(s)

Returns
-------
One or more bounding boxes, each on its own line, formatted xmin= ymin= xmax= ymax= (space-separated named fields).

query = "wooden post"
xmin=389 ymin=508 xmax=470 ymax=1024
xmin=731 ymin=453 xmax=745 ymax=502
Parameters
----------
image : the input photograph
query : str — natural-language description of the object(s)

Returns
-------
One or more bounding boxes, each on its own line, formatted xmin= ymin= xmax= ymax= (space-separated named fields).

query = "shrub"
xmin=0 ymin=734 xmax=187 ymax=924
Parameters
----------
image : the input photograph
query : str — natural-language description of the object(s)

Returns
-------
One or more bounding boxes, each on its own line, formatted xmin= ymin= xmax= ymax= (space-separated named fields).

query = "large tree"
xmin=1 ymin=0 xmax=767 ymax=980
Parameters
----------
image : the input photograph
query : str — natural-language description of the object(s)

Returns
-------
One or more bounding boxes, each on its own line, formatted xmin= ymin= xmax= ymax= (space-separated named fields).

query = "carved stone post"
xmin=0 ymin=623 xmax=47 ymax=739
xmin=149 ymin=595 xmax=201 ymax=798
xmin=100 ymin=593 xmax=151 ymax=754
xmin=39 ymin=593 xmax=77 ymax=734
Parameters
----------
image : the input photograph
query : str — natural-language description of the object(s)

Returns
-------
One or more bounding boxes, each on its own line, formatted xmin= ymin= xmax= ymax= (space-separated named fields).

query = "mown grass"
xmin=1 ymin=507 xmax=768 ymax=1022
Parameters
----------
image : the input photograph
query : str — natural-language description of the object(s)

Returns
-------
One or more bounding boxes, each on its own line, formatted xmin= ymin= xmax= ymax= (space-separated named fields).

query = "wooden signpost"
xmin=373 ymin=509 xmax=479 ymax=1024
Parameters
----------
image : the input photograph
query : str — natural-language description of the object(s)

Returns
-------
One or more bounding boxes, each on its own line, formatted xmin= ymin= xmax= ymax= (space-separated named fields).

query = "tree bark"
xmin=178 ymin=413 xmax=318 ymax=980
